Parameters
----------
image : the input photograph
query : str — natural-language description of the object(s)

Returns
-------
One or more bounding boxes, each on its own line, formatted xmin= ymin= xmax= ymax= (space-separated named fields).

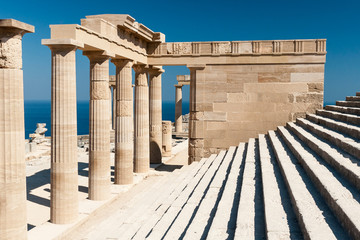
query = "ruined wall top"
xmin=82 ymin=14 xmax=165 ymax=43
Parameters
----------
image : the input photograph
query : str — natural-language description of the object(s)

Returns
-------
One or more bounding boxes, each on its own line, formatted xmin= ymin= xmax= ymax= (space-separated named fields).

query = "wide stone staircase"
xmin=80 ymin=93 xmax=360 ymax=240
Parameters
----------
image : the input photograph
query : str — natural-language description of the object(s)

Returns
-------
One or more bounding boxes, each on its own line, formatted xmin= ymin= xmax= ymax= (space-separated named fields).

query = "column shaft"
xmin=112 ymin=87 xmax=116 ymax=130
xmin=0 ymin=27 xmax=28 ymax=238
xmin=133 ymin=65 xmax=150 ymax=173
xmin=50 ymin=46 xmax=78 ymax=224
xmin=175 ymin=85 xmax=183 ymax=132
xmin=112 ymin=60 xmax=134 ymax=184
xmin=149 ymin=68 xmax=164 ymax=164
xmin=85 ymin=52 xmax=111 ymax=201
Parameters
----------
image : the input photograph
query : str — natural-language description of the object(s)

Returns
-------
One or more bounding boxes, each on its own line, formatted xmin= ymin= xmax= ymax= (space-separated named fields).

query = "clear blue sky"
xmin=1 ymin=0 xmax=360 ymax=103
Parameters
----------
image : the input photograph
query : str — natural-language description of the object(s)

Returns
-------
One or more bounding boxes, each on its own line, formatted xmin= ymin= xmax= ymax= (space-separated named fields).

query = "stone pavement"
xmin=26 ymin=137 xmax=188 ymax=240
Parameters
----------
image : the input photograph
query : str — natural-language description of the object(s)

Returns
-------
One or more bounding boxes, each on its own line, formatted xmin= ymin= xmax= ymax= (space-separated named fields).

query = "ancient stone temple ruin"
xmin=1 ymin=14 xmax=360 ymax=240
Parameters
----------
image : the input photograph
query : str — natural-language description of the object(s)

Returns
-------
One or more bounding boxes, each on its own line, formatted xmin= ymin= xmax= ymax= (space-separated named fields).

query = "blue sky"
xmin=1 ymin=0 xmax=360 ymax=103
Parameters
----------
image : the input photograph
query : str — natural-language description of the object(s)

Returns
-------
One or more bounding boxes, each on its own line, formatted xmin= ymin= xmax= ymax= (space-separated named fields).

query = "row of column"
xmin=43 ymin=42 xmax=166 ymax=224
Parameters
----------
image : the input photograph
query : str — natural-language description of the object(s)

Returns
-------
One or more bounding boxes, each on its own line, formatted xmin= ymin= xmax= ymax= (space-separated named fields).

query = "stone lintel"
xmin=0 ymin=19 xmax=34 ymax=33
xmin=42 ymin=39 xmax=84 ymax=49
xmin=187 ymin=64 xmax=206 ymax=70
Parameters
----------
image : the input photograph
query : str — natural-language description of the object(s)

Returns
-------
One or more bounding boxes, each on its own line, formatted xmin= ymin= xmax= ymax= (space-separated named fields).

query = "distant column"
xmin=162 ymin=121 xmax=172 ymax=157
xmin=175 ymin=85 xmax=183 ymax=133
xmin=0 ymin=19 xmax=34 ymax=239
xmin=83 ymin=51 xmax=111 ymax=201
xmin=133 ymin=64 xmax=150 ymax=173
xmin=149 ymin=67 xmax=164 ymax=164
xmin=112 ymin=59 xmax=134 ymax=184
xmin=112 ymin=87 xmax=116 ymax=130
xmin=43 ymin=38 xmax=83 ymax=224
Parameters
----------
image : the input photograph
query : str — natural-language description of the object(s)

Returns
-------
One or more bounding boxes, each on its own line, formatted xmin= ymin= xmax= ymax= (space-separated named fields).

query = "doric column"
xmin=0 ymin=19 xmax=33 ymax=239
xmin=133 ymin=64 xmax=150 ymax=173
xmin=112 ymin=59 xmax=134 ymax=184
xmin=83 ymin=51 xmax=111 ymax=201
xmin=175 ymin=84 xmax=183 ymax=133
xmin=112 ymin=87 xmax=116 ymax=130
xmin=43 ymin=38 xmax=83 ymax=224
xmin=148 ymin=67 xmax=164 ymax=164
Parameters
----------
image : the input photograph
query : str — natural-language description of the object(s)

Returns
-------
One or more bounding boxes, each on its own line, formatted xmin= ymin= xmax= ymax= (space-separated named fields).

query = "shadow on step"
xmin=156 ymin=164 xmax=183 ymax=172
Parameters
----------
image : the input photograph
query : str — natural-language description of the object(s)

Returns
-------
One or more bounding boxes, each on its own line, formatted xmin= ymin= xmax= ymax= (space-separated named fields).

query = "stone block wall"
xmin=189 ymin=63 xmax=324 ymax=162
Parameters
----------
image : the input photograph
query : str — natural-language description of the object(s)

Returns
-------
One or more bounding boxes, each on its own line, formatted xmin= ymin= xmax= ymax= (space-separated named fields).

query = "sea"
xmin=24 ymin=100 xmax=190 ymax=139
xmin=24 ymin=101 xmax=334 ymax=139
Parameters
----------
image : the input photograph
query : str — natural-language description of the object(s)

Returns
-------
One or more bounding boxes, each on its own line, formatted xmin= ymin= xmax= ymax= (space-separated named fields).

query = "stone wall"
xmin=189 ymin=63 xmax=324 ymax=162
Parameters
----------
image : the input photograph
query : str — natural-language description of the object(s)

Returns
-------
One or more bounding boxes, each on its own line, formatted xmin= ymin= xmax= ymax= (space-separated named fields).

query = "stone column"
xmin=83 ymin=51 xmax=111 ymax=201
xmin=112 ymin=87 xmax=116 ymax=130
xmin=112 ymin=59 xmax=134 ymax=184
xmin=162 ymin=121 xmax=172 ymax=157
xmin=175 ymin=84 xmax=183 ymax=133
xmin=43 ymin=38 xmax=83 ymax=224
xmin=149 ymin=67 xmax=164 ymax=164
xmin=133 ymin=64 xmax=150 ymax=173
xmin=0 ymin=19 xmax=33 ymax=240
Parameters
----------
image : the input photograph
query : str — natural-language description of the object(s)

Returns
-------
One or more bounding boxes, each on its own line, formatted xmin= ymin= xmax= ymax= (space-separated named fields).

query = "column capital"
xmin=132 ymin=64 xmax=147 ymax=74
xmin=83 ymin=50 xmax=114 ymax=62
xmin=42 ymin=39 xmax=84 ymax=51
xmin=175 ymin=84 xmax=183 ymax=88
xmin=148 ymin=66 xmax=165 ymax=76
xmin=111 ymin=59 xmax=133 ymax=68
xmin=0 ymin=19 xmax=34 ymax=35
xmin=187 ymin=64 xmax=206 ymax=70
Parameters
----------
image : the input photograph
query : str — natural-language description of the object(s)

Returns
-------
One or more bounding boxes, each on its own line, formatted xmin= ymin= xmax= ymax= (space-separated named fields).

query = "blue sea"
xmin=24 ymin=100 xmax=189 ymax=139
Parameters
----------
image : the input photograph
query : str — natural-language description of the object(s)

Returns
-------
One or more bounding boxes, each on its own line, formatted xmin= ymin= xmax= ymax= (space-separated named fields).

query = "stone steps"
xmin=346 ymin=96 xmax=360 ymax=101
xmin=278 ymin=126 xmax=360 ymax=239
xmin=296 ymin=118 xmax=360 ymax=159
xmin=337 ymin=100 xmax=360 ymax=108
xmin=325 ymin=105 xmax=360 ymax=116
xmin=74 ymin=92 xmax=360 ymax=240
xmin=306 ymin=113 xmax=360 ymax=139
xmin=316 ymin=109 xmax=360 ymax=126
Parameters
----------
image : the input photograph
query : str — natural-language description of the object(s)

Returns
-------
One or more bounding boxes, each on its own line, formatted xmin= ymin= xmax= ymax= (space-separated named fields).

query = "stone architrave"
xmin=112 ymin=59 xmax=134 ymax=184
xmin=84 ymin=51 xmax=111 ymax=201
xmin=162 ymin=121 xmax=172 ymax=157
xmin=0 ymin=19 xmax=34 ymax=240
xmin=133 ymin=64 xmax=150 ymax=173
xmin=175 ymin=85 xmax=183 ymax=133
xmin=149 ymin=67 xmax=164 ymax=164
xmin=42 ymin=38 xmax=84 ymax=224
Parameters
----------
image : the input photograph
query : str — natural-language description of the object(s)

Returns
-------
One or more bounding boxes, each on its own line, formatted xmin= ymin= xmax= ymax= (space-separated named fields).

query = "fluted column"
xmin=84 ymin=51 xmax=111 ymax=201
xmin=175 ymin=85 xmax=183 ymax=133
xmin=0 ymin=19 xmax=34 ymax=240
xmin=133 ymin=64 xmax=150 ymax=173
xmin=112 ymin=59 xmax=134 ymax=184
xmin=149 ymin=67 xmax=164 ymax=164
xmin=112 ymin=87 xmax=116 ymax=130
xmin=43 ymin=39 xmax=83 ymax=224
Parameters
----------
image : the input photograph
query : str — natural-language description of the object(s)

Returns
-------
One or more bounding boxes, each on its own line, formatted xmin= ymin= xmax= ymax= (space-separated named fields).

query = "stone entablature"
xmin=148 ymin=39 xmax=327 ymax=56
xmin=45 ymin=14 xmax=165 ymax=64
xmin=176 ymin=75 xmax=190 ymax=86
